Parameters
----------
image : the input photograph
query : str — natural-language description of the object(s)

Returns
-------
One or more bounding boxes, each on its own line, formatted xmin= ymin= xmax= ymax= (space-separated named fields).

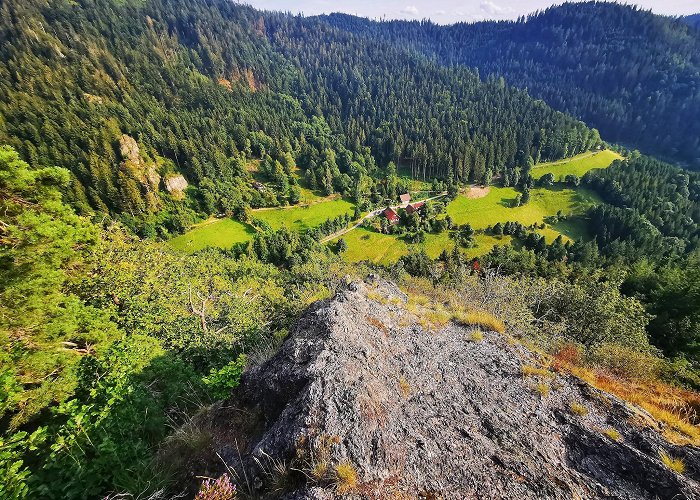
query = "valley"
xmin=170 ymin=151 xmax=616 ymax=261
xmin=2 ymin=1 xmax=700 ymax=498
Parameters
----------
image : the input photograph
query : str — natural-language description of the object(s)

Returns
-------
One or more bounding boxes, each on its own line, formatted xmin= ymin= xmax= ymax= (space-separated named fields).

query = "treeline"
xmin=0 ymin=0 xmax=597 ymax=231
xmin=322 ymin=2 xmax=700 ymax=168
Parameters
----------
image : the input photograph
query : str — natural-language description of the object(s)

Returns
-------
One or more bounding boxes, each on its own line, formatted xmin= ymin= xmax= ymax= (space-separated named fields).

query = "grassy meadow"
xmin=169 ymin=218 xmax=255 ymax=252
xmin=532 ymin=149 xmax=622 ymax=180
xmin=337 ymin=183 xmax=601 ymax=264
xmin=254 ymin=198 xmax=355 ymax=231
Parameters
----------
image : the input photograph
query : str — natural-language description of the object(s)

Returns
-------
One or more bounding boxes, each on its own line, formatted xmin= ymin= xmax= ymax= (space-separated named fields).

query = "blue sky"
xmin=241 ymin=0 xmax=698 ymax=23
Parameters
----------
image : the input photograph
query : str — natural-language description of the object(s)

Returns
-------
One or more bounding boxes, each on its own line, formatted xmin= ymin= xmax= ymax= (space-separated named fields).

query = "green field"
xmin=254 ymin=199 xmax=355 ymax=231
xmin=337 ymin=184 xmax=601 ymax=264
xmin=169 ymin=218 xmax=255 ymax=253
xmin=446 ymin=185 xmax=599 ymax=229
xmin=532 ymin=150 xmax=622 ymax=180
xmin=170 ymin=198 xmax=356 ymax=254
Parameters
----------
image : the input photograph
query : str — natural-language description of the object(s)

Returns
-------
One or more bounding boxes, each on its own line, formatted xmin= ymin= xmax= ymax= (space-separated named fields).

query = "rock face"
xmin=199 ymin=278 xmax=700 ymax=499
xmin=117 ymin=134 xmax=161 ymax=210
xmin=164 ymin=174 xmax=188 ymax=196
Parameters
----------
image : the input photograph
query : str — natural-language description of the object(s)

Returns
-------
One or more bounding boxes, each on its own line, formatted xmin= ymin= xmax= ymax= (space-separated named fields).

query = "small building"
xmin=383 ymin=207 xmax=399 ymax=224
xmin=252 ymin=181 xmax=266 ymax=192
xmin=405 ymin=201 xmax=425 ymax=214
xmin=400 ymin=193 xmax=411 ymax=205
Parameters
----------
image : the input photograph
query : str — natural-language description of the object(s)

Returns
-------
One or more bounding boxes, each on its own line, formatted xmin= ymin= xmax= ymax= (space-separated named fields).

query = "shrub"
xmin=334 ymin=462 xmax=358 ymax=494
xmin=659 ymin=450 xmax=685 ymax=474
xmin=588 ymin=344 xmax=661 ymax=381
xmin=552 ymin=343 xmax=583 ymax=370
xmin=203 ymin=354 xmax=248 ymax=400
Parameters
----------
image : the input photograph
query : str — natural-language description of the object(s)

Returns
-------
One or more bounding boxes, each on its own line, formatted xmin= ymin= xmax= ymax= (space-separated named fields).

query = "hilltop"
xmin=321 ymin=2 xmax=700 ymax=168
xmin=184 ymin=278 xmax=700 ymax=498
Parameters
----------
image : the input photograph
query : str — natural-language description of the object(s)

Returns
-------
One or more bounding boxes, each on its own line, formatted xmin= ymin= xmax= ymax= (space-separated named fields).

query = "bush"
xmin=588 ymin=344 xmax=661 ymax=381
xmin=203 ymin=354 xmax=248 ymax=400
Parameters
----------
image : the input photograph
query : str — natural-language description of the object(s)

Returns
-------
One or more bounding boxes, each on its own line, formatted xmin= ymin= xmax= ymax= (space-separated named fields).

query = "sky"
xmin=240 ymin=0 xmax=699 ymax=23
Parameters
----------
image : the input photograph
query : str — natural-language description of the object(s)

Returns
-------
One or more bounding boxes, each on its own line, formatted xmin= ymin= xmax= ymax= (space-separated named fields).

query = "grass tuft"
xmin=522 ymin=364 xmax=553 ymax=378
xmin=536 ymin=383 xmax=550 ymax=397
xmin=569 ymin=402 xmax=589 ymax=416
xmin=659 ymin=450 xmax=685 ymax=474
xmin=603 ymin=428 xmax=622 ymax=442
xmin=334 ymin=461 xmax=359 ymax=493
xmin=452 ymin=310 xmax=505 ymax=333
xmin=398 ymin=377 xmax=411 ymax=398
xmin=468 ymin=330 xmax=484 ymax=342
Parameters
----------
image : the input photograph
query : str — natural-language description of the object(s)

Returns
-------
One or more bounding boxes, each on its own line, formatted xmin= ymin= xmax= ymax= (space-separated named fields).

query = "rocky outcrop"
xmin=164 ymin=174 xmax=188 ymax=197
xmin=195 ymin=278 xmax=700 ymax=499
xmin=117 ymin=134 xmax=161 ymax=210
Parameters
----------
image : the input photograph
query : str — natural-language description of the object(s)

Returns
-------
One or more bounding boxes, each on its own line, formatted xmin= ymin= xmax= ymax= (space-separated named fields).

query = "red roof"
xmin=405 ymin=201 xmax=425 ymax=214
xmin=400 ymin=193 xmax=411 ymax=203
xmin=383 ymin=207 xmax=399 ymax=223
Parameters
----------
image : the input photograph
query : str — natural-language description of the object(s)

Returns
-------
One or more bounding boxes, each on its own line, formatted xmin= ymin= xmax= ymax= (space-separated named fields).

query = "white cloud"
xmin=435 ymin=9 xmax=447 ymax=15
xmin=480 ymin=1 xmax=504 ymax=15
xmin=400 ymin=5 xmax=419 ymax=16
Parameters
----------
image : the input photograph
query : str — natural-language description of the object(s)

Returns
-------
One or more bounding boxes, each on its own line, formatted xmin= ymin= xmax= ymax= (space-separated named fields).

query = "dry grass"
xmin=334 ymin=461 xmax=359 ymax=493
xmin=467 ymin=330 xmax=484 ymax=342
xmin=522 ymin=364 xmax=553 ymax=378
xmin=365 ymin=315 xmax=388 ymax=335
xmin=603 ymin=427 xmax=622 ymax=442
xmin=452 ymin=309 xmax=505 ymax=333
xmin=659 ymin=450 xmax=686 ymax=474
xmin=536 ymin=383 xmax=550 ymax=397
xmin=569 ymin=402 xmax=589 ymax=416
xmin=569 ymin=366 xmax=700 ymax=445
xmin=414 ymin=306 xmax=452 ymax=331
xmin=398 ymin=377 xmax=411 ymax=398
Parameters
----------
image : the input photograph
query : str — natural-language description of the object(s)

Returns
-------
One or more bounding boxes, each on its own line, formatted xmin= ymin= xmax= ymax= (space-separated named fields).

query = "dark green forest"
xmin=685 ymin=14 xmax=700 ymax=29
xmin=0 ymin=0 xmax=597 ymax=234
xmin=2 ymin=0 xmax=700 ymax=498
xmin=322 ymin=2 xmax=700 ymax=168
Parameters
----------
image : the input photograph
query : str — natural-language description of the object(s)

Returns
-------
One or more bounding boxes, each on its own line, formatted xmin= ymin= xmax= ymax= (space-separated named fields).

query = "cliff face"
xmin=194 ymin=278 xmax=700 ymax=499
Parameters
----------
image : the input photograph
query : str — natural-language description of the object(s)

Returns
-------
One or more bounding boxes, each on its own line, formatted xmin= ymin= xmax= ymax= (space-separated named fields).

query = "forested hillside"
xmin=685 ymin=14 xmax=700 ymax=29
xmin=0 ymin=0 xmax=596 ymax=233
xmin=322 ymin=2 xmax=700 ymax=168
xmin=3 ymin=1 xmax=700 ymax=498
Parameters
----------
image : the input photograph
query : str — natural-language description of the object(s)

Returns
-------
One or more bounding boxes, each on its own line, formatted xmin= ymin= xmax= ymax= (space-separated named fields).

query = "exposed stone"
xmin=165 ymin=174 xmax=188 ymax=196
xmin=195 ymin=278 xmax=700 ymax=499
xmin=119 ymin=134 xmax=142 ymax=166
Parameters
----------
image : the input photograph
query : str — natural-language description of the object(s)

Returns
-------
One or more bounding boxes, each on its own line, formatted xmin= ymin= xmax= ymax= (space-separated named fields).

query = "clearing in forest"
xmin=532 ymin=149 xmax=622 ymax=180
xmin=169 ymin=218 xmax=255 ymax=253
xmin=338 ymin=185 xmax=600 ymax=264
xmin=169 ymin=198 xmax=355 ymax=254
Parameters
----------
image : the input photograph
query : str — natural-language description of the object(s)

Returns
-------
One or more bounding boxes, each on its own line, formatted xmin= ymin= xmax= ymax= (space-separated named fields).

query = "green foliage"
xmin=203 ymin=354 xmax=247 ymax=400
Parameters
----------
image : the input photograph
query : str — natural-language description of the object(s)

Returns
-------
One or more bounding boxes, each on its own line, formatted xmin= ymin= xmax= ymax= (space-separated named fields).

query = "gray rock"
xmin=201 ymin=279 xmax=700 ymax=499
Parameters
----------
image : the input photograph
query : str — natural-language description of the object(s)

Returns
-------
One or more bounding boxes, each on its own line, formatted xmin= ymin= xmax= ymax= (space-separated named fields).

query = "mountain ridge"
xmin=319 ymin=2 xmax=700 ymax=169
